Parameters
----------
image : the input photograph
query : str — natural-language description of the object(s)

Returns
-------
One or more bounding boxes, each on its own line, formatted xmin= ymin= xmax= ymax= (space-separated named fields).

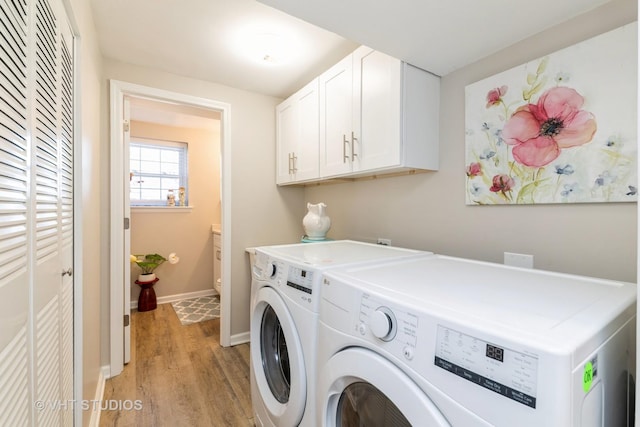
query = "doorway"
xmin=109 ymin=80 xmax=232 ymax=377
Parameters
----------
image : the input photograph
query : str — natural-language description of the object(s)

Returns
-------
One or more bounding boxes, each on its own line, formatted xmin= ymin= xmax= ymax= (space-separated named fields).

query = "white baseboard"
xmin=230 ymin=331 xmax=250 ymax=346
xmin=87 ymin=366 xmax=109 ymax=427
xmin=130 ymin=288 xmax=217 ymax=309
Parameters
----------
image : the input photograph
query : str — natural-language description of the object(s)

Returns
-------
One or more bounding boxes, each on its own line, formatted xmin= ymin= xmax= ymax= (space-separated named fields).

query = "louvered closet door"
xmin=0 ymin=0 xmax=30 ymax=424
xmin=32 ymin=0 xmax=74 ymax=425
xmin=0 ymin=0 xmax=74 ymax=424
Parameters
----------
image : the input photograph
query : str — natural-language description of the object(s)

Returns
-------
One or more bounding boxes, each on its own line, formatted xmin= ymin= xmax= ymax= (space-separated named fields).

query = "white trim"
xmin=131 ymin=206 xmax=194 ymax=213
xmin=130 ymin=288 xmax=216 ymax=309
xmin=230 ymin=331 xmax=250 ymax=346
xmin=87 ymin=366 xmax=109 ymax=426
xmin=109 ymin=80 xmax=233 ymax=377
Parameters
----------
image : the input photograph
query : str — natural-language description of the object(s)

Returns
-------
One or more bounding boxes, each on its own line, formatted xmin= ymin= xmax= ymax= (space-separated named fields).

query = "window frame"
xmin=129 ymin=137 xmax=189 ymax=207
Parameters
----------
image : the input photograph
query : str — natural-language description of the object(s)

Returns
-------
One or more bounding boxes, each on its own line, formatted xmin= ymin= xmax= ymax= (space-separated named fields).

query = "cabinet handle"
xmin=343 ymin=135 xmax=349 ymax=163
xmin=216 ymin=250 xmax=221 ymax=260
xmin=292 ymin=152 xmax=298 ymax=173
xmin=351 ymin=131 xmax=358 ymax=160
xmin=288 ymin=152 xmax=293 ymax=174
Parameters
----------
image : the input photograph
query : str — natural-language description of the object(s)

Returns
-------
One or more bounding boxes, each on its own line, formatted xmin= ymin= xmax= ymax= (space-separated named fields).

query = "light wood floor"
xmin=100 ymin=303 xmax=254 ymax=427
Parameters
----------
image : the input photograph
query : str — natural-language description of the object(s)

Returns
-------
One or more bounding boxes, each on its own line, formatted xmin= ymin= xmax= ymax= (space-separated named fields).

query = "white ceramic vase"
xmin=138 ymin=273 xmax=156 ymax=283
xmin=303 ymin=202 xmax=331 ymax=240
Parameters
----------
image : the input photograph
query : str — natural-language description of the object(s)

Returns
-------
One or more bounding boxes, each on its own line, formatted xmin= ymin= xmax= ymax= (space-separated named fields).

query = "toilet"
xmin=212 ymin=225 xmax=221 ymax=294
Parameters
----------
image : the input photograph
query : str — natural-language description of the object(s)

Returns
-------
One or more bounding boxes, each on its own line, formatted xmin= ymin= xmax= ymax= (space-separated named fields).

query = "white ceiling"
xmin=90 ymin=0 xmax=358 ymax=99
xmin=90 ymin=0 xmax=612 ymax=124
xmin=258 ymin=0 xmax=612 ymax=78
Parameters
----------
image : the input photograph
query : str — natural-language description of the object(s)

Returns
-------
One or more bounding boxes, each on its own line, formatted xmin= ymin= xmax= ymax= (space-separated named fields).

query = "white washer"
xmin=317 ymin=255 xmax=636 ymax=427
xmin=250 ymin=240 xmax=430 ymax=427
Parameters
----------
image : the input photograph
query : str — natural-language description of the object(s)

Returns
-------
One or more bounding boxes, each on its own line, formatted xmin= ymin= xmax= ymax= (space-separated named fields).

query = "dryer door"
xmin=251 ymin=286 xmax=306 ymax=426
xmin=319 ymin=347 xmax=450 ymax=426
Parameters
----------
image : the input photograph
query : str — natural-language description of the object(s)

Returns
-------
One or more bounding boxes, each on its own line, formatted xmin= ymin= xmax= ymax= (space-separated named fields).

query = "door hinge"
xmin=123 ymin=120 xmax=130 ymax=132
xmin=124 ymin=217 xmax=130 ymax=230
xmin=124 ymin=314 xmax=130 ymax=327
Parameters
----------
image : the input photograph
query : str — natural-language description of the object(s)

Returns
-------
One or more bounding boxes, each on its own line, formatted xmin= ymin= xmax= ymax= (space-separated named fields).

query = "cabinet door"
xmin=293 ymin=79 xmax=319 ymax=182
xmin=276 ymin=79 xmax=319 ymax=184
xmin=319 ymin=54 xmax=354 ymax=178
xmin=276 ymin=96 xmax=297 ymax=184
xmin=354 ymin=48 xmax=402 ymax=172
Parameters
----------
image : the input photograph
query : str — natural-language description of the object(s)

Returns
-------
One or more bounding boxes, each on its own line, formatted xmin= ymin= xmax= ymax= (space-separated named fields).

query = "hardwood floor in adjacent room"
xmin=100 ymin=303 xmax=253 ymax=426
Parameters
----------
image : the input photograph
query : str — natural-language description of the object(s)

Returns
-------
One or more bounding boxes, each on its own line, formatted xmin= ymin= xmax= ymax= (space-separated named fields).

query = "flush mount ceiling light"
xmin=232 ymin=29 xmax=298 ymax=66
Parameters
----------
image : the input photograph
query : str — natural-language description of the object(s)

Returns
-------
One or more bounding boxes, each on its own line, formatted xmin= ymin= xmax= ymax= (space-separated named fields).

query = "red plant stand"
xmin=136 ymin=278 xmax=159 ymax=312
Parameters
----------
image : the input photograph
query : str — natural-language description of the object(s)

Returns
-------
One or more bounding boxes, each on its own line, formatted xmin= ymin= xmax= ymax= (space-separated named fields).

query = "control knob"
xmin=263 ymin=262 xmax=276 ymax=279
xmin=370 ymin=307 xmax=397 ymax=341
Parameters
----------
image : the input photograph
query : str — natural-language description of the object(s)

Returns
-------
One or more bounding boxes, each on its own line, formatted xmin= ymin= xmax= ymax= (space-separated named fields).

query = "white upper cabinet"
xmin=321 ymin=46 xmax=440 ymax=179
xmin=276 ymin=78 xmax=320 ymax=184
xmin=277 ymin=46 xmax=439 ymax=185
xmin=318 ymin=53 xmax=355 ymax=178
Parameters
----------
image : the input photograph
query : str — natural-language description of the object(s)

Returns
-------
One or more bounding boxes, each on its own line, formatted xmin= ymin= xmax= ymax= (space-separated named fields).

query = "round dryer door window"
xmin=337 ymin=382 xmax=410 ymax=426
xmin=250 ymin=286 xmax=306 ymax=426
xmin=319 ymin=347 xmax=450 ymax=427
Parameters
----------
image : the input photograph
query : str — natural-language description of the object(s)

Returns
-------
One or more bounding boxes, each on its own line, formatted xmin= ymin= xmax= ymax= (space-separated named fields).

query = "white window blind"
xmin=130 ymin=138 xmax=188 ymax=206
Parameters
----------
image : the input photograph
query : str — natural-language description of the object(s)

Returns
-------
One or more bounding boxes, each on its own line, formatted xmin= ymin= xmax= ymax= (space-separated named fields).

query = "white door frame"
xmin=109 ymin=80 xmax=232 ymax=376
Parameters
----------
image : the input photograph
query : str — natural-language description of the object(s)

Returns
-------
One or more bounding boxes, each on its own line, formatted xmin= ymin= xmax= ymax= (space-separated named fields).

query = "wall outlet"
xmin=504 ymin=252 xmax=534 ymax=268
xmin=377 ymin=238 xmax=391 ymax=246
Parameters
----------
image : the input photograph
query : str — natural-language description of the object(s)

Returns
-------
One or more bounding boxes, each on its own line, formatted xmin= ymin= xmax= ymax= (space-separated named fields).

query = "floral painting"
xmin=465 ymin=22 xmax=637 ymax=205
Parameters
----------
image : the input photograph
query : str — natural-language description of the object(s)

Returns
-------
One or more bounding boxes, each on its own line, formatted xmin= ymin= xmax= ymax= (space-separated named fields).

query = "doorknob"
xmin=61 ymin=268 xmax=73 ymax=277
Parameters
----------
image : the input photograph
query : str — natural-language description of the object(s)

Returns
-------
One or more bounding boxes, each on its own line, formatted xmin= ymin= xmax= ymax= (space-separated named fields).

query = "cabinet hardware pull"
xmin=343 ymin=135 xmax=349 ymax=163
xmin=292 ymin=153 xmax=298 ymax=173
xmin=288 ymin=152 xmax=293 ymax=174
xmin=351 ymin=131 xmax=358 ymax=160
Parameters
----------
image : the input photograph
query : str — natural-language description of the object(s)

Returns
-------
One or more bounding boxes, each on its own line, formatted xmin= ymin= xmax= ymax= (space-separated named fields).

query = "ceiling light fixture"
xmin=232 ymin=28 xmax=297 ymax=66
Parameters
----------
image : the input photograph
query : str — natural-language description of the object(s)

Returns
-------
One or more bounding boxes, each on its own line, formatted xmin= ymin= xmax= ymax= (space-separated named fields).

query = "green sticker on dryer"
xmin=583 ymin=362 xmax=593 ymax=392
xmin=583 ymin=355 xmax=598 ymax=393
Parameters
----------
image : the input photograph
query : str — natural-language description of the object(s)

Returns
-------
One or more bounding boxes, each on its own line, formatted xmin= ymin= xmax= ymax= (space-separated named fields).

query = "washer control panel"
xmin=358 ymin=293 xmax=419 ymax=361
xmin=286 ymin=265 xmax=314 ymax=294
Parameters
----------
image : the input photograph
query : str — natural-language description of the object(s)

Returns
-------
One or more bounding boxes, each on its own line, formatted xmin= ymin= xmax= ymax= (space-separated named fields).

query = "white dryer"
xmin=250 ymin=240 xmax=430 ymax=427
xmin=316 ymin=255 xmax=636 ymax=427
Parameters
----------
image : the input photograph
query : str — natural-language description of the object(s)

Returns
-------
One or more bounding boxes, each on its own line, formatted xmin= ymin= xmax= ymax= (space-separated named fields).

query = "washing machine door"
xmin=319 ymin=347 xmax=450 ymax=426
xmin=251 ymin=286 xmax=306 ymax=426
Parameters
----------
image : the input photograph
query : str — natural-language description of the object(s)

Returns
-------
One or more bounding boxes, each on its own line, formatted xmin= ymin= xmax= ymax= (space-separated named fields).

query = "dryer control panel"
xmin=434 ymin=325 xmax=539 ymax=408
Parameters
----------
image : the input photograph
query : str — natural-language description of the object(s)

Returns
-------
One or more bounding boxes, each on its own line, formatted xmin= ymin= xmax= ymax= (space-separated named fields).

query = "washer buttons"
xmin=403 ymin=346 xmax=414 ymax=360
xmin=358 ymin=323 xmax=367 ymax=336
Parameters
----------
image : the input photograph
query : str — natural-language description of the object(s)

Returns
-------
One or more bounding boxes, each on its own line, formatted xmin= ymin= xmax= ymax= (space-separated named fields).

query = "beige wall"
xmin=305 ymin=0 xmax=637 ymax=283
xmin=66 ymin=0 xmax=104 ymax=424
xmin=129 ymin=120 xmax=221 ymax=301
xmin=101 ymin=59 xmax=306 ymax=344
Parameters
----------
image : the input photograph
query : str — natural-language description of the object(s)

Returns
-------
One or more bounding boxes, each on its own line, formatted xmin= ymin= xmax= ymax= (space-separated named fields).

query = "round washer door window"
xmin=260 ymin=304 xmax=291 ymax=403
xmin=318 ymin=347 xmax=450 ymax=427
xmin=250 ymin=286 xmax=306 ymax=426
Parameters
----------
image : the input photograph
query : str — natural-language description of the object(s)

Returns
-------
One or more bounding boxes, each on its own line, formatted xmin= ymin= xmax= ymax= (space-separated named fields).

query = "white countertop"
xmin=211 ymin=224 xmax=221 ymax=234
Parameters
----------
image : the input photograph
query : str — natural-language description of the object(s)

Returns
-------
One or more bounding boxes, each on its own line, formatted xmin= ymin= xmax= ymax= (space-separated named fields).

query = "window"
xmin=130 ymin=138 xmax=188 ymax=206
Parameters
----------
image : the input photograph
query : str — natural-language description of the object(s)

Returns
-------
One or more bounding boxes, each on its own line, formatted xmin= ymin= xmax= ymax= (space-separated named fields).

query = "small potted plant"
xmin=131 ymin=252 xmax=179 ymax=282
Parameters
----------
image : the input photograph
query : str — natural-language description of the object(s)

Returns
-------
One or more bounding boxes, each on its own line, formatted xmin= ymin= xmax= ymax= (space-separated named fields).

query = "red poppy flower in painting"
xmin=486 ymin=85 xmax=508 ymax=108
xmin=501 ymin=87 xmax=597 ymax=167
xmin=490 ymin=174 xmax=515 ymax=194
xmin=466 ymin=162 xmax=482 ymax=177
